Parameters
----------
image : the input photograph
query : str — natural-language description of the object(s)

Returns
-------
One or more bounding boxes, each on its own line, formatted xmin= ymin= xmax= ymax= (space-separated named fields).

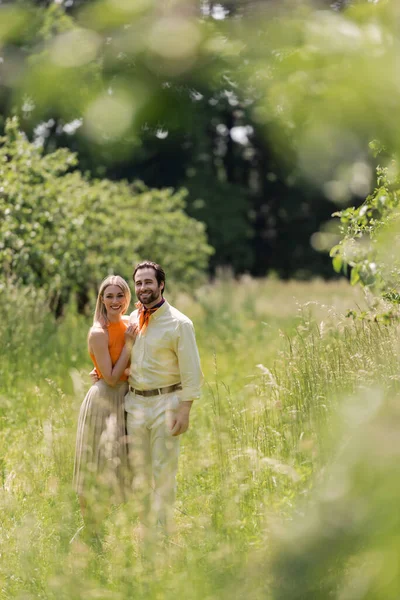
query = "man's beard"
xmin=137 ymin=290 xmax=160 ymax=305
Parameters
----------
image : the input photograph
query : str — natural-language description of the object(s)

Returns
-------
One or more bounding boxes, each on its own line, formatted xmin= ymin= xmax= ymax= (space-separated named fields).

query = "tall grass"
xmin=1 ymin=277 xmax=399 ymax=599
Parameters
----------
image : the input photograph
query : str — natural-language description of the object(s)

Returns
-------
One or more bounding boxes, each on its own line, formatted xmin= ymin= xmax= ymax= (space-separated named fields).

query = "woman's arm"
xmin=89 ymin=324 xmax=137 ymax=387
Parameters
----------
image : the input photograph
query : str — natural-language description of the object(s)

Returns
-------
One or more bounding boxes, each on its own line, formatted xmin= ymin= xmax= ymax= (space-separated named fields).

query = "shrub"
xmin=0 ymin=118 xmax=213 ymax=312
xmin=330 ymin=144 xmax=400 ymax=310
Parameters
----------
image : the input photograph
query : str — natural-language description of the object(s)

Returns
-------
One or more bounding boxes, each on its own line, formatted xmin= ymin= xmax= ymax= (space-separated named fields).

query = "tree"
xmin=0 ymin=118 xmax=213 ymax=314
xmin=2 ymin=0 xmax=400 ymax=280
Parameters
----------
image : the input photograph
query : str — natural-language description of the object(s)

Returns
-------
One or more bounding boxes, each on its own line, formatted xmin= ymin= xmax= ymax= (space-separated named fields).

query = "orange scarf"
xmin=136 ymin=300 xmax=163 ymax=332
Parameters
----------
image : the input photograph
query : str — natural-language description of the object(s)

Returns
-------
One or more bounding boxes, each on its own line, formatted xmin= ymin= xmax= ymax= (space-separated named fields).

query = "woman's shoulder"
xmin=89 ymin=322 xmax=107 ymax=341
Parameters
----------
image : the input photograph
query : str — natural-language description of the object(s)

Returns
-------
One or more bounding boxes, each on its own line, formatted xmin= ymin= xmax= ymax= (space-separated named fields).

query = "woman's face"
xmin=102 ymin=285 xmax=127 ymax=317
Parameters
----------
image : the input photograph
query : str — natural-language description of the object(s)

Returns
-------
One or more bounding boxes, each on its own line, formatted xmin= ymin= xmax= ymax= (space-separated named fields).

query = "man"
xmin=125 ymin=261 xmax=203 ymax=533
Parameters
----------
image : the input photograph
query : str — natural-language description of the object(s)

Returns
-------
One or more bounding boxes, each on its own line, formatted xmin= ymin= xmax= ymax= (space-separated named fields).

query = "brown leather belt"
xmin=129 ymin=383 xmax=182 ymax=397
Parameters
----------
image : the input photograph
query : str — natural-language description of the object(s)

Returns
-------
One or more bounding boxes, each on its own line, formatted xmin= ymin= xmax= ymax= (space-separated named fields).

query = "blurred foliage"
xmin=0 ymin=117 xmax=212 ymax=312
xmin=270 ymin=387 xmax=400 ymax=600
xmin=2 ymin=2 xmax=400 ymax=595
xmin=236 ymin=0 xmax=400 ymax=182
xmin=330 ymin=144 xmax=400 ymax=309
xmin=6 ymin=0 xmax=393 ymax=277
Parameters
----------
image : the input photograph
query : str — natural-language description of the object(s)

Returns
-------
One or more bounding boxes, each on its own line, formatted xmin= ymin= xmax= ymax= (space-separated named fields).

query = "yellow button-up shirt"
xmin=128 ymin=300 xmax=203 ymax=402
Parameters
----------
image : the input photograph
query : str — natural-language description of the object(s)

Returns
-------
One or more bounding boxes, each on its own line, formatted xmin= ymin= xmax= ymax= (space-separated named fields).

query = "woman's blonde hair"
xmin=93 ymin=275 xmax=131 ymax=326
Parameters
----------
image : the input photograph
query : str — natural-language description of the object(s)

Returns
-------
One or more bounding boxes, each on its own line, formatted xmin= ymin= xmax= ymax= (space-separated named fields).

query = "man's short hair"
xmin=133 ymin=261 xmax=166 ymax=292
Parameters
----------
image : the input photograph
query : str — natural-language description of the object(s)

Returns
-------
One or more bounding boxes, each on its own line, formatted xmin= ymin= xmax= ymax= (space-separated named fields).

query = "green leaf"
xmin=329 ymin=244 xmax=340 ymax=258
xmin=332 ymin=255 xmax=343 ymax=274
xmin=350 ymin=267 xmax=360 ymax=286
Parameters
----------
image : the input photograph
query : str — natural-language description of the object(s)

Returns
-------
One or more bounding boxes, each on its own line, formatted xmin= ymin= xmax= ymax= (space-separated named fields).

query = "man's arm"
xmin=170 ymin=320 xmax=203 ymax=437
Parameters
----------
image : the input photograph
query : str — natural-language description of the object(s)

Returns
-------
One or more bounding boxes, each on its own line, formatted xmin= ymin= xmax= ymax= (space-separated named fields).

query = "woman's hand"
xmin=89 ymin=368 xmax=100 ymax=384
xmin=124 ymin=323 xmax=138 ymax=347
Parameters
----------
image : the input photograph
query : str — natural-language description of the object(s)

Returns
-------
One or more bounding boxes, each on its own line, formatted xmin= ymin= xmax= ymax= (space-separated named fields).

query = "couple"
xmin=73 ymin=261 xmax=202 ymax=538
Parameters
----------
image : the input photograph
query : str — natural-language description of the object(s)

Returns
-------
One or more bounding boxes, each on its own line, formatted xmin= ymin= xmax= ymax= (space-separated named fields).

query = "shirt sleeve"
xmin=176 ymin=320 xmax=203 ymax=402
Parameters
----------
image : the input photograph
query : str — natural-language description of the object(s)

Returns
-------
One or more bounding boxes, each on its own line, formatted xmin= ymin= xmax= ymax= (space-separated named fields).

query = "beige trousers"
xmin=125 ymin=390 xmax=181 ymax=531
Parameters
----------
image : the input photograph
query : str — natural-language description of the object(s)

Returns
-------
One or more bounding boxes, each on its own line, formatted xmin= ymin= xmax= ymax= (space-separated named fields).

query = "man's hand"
xmin=89 ymin=368 xmax=100 ymax=384
xmin=170 ymin=401 xmax=193 ymax=437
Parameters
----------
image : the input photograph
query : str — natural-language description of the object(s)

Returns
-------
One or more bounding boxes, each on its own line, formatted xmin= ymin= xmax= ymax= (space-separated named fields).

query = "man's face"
xmin=134 ymin=267 xmax=163 ymax=307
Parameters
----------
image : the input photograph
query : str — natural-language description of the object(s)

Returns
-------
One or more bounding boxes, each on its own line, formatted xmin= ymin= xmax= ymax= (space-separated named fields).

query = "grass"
xmin=1 ymin=276 xmax=400 ymax=599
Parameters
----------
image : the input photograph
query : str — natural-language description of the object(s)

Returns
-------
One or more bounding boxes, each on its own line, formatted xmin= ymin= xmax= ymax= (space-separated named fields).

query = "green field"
xmin=1 ymin=277 xmax=400 ymax=599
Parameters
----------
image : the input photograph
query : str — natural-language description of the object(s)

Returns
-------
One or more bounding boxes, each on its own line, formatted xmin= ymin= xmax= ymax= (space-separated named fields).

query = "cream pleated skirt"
xmin=73 ymin=380 xmax=130 ymax=502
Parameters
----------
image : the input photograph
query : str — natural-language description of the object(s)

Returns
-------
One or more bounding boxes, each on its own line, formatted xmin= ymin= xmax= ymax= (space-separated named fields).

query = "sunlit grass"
xmin=2 ymin=276 xmax=399 ymax=599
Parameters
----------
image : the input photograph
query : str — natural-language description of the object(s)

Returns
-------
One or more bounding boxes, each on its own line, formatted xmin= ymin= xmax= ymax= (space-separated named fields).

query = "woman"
xmin=73 ymin=275 xmax=137 ymax=535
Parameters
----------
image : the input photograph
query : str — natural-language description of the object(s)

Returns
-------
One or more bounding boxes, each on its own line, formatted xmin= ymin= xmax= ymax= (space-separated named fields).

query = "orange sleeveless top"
xmin=90 ymin=320 xmax=128 ymax=381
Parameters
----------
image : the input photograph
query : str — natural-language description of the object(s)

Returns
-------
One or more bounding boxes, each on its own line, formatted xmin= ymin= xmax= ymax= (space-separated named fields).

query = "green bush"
xmin=0 ymin=118 xmax=213 ymax=311
xmin=330 ymin=145 xmax=400 ymax=310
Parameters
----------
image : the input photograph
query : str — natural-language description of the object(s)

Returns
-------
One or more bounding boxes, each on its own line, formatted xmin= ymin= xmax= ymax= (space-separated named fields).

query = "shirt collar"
xmin=150 ymin=298 xmax=169 ymax=320
xmin=144 ymin=297 xmax=165 ymax=312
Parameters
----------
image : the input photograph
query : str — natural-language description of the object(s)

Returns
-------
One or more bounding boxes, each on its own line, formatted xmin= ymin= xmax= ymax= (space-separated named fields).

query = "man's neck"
xmin=143 ymin=297 xmax=164 ymax=309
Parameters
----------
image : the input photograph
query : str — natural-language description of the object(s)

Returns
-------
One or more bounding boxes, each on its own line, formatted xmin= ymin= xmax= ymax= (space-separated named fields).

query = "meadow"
xmin=1 ymin=276 xmax=400 ymax=599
